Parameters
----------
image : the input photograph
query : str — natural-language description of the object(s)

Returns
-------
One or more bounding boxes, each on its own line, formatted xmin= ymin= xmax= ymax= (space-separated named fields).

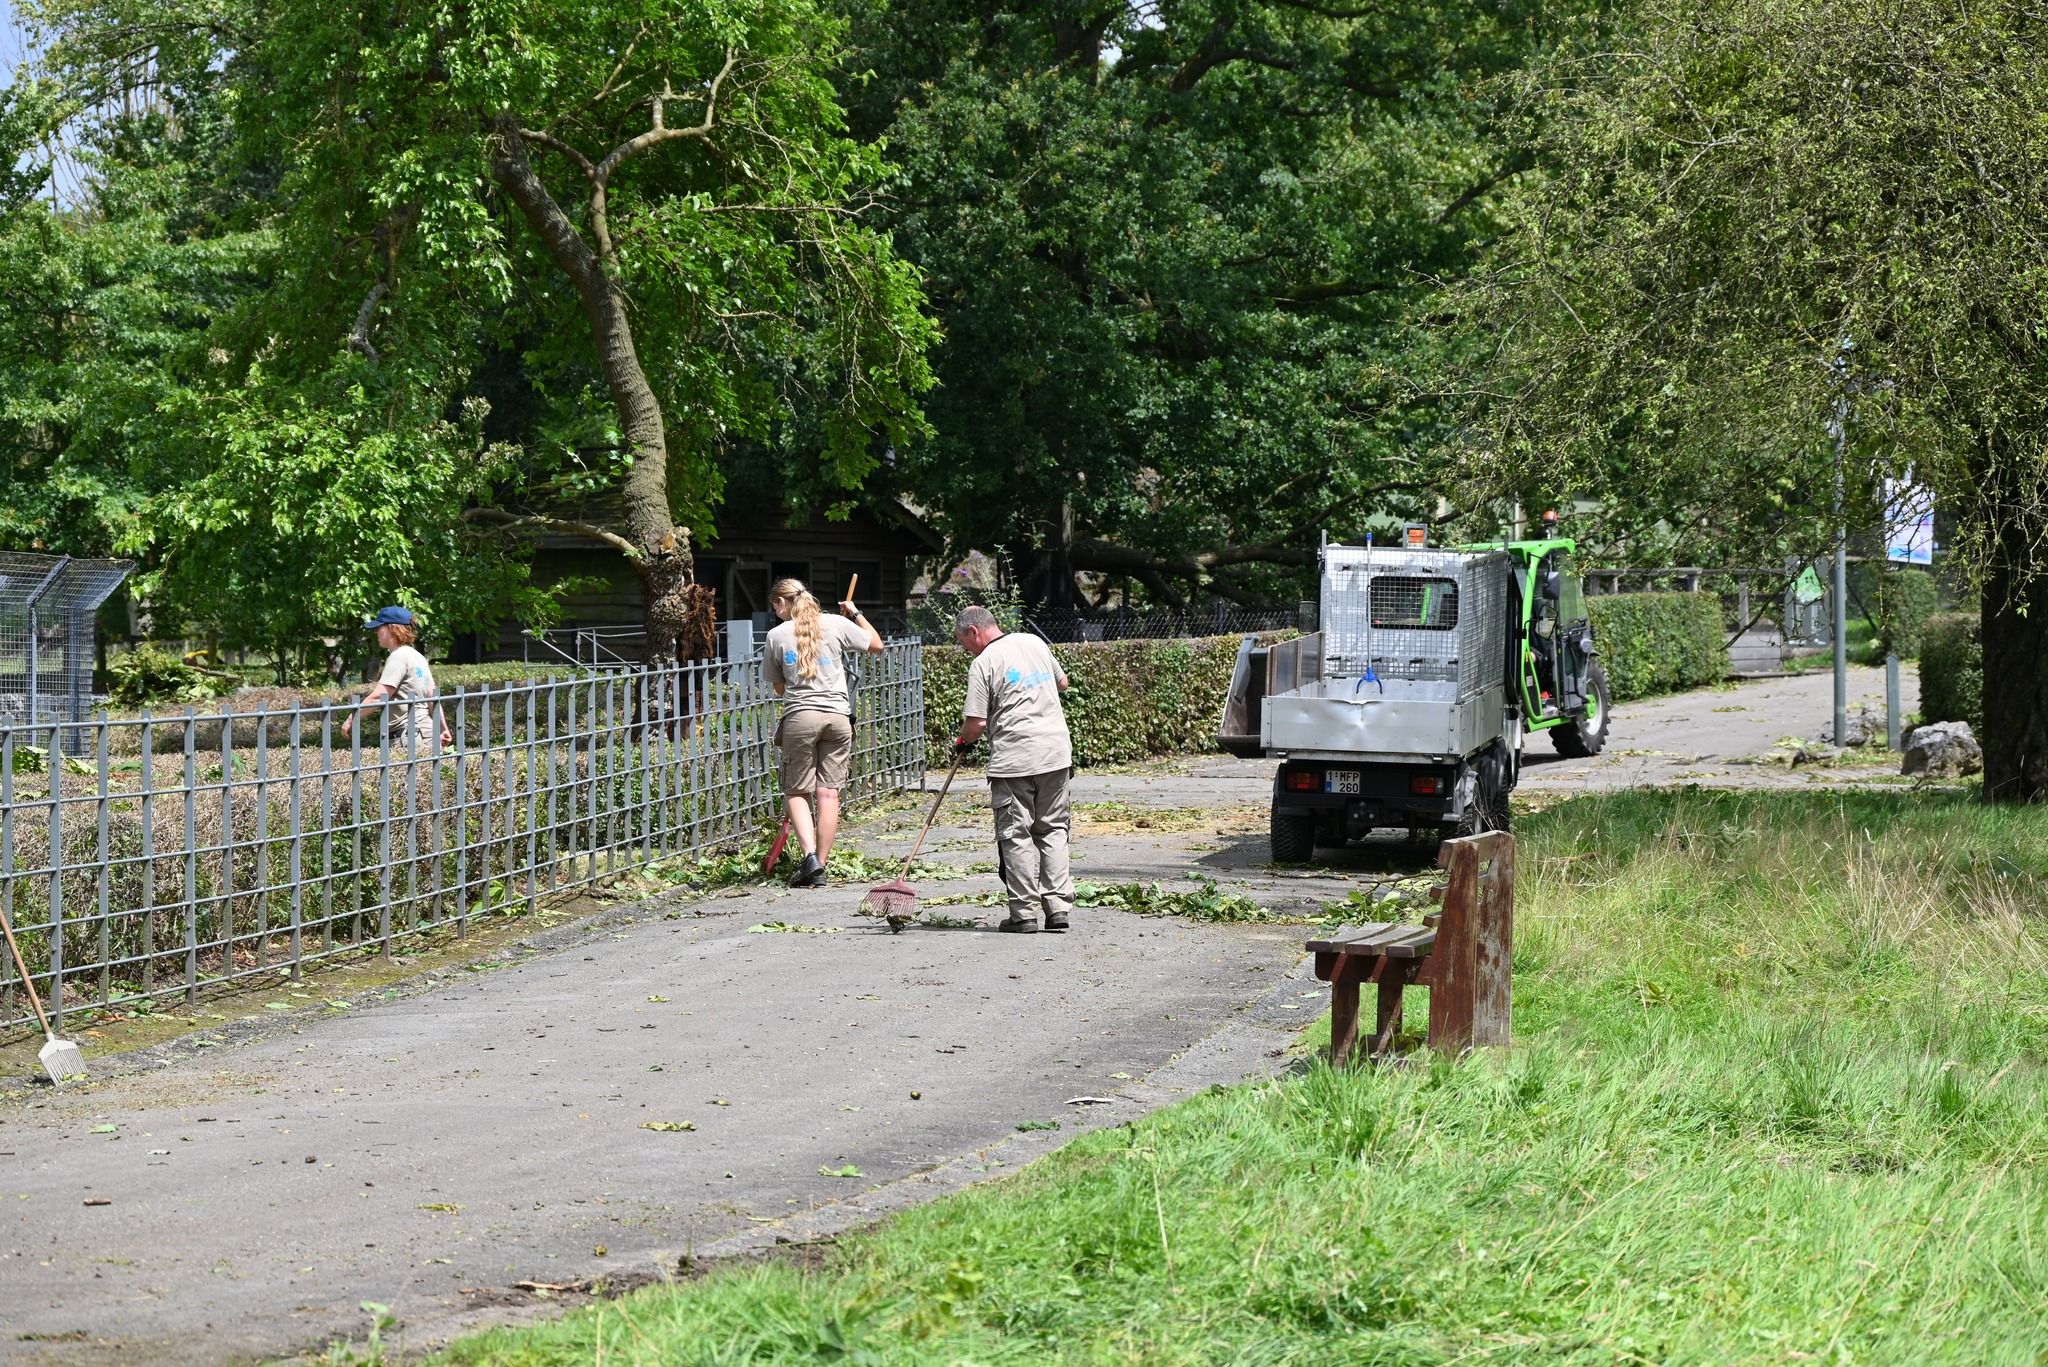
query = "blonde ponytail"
xmin=770 ymin=578 xmax=825 ymax=681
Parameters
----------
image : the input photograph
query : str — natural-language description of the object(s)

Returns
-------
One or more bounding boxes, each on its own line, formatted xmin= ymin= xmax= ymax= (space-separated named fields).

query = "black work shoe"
xmin=997 ymin=916 xmax=1039 ymax=933
xmin=791 ymin=853 xmax=824 ymax=888
xmin=1043 ymin=911 xmax=1069 ymax=932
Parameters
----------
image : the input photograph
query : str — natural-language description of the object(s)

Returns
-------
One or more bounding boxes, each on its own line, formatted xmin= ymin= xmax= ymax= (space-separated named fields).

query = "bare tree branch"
xmin=463 ymin=507 xmax=642 ymax=561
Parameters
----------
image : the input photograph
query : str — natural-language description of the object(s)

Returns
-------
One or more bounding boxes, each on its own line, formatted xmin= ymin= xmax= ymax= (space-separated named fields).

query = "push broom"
xmin=0 ymin=902 xmax=85 ymax=1084
xmin=861 ymin=748 xmax=965 ymax=931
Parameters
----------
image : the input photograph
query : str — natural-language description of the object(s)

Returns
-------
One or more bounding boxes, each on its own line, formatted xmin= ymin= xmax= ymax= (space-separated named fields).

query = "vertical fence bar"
xmin=583 ymin=677 xmax=599 ymax=879
xmin=220 ymin=708 xmax=236 ymax=973
xmin=522 ymin=685 xmax=539 ymax=913
xmin=376 ymin=728 xmax=393 ymax=958
xmin=1 ymin=735 xmax=15 ymax=1021
xmin=319 ymin=708 xmax=334 ymax=956
xmin=604 ymin=671 xmax=621 ymax=872
xmin=478 ymin=688 xmax=495 ymax=911
xmin=349 ymin=715 xmax=365 ymax=948
xmin=543 ymin=682 xmax=561 ymax=892
xmin=454 ymin=691 xmax=469 ymax=936
xmin=95 ymin=720 xmax=110 ymax=1008
xmin=138 ymin=713 xmax=154 ymax=996
xmin=252 ymin=708 xmax=271 ymax=972
xmin=287 ymin=711 xmax=304 ymax=978
xmin=48 ymin=722 xmax=65 ymax=1031
xmin=182 ymin=719 xmax=197 ymax=1004
xmin=400 ymin=723 xmax=418 ymax=931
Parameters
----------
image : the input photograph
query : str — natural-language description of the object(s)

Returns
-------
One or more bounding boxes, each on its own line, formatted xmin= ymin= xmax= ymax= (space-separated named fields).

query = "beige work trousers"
xmin=989 ymin=768 xmax=1075 ymax=923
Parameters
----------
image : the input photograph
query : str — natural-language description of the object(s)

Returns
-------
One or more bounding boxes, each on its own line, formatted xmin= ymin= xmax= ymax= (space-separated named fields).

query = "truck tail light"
xmin=1285 ymin=770 xmax=1318 ymax=792
xmin=1410 ymin=774 xmax=1445 ymax=795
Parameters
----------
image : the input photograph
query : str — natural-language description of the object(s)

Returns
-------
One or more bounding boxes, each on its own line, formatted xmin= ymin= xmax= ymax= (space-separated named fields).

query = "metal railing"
xmin=0 ymin=646 xmax=925 ymax=1035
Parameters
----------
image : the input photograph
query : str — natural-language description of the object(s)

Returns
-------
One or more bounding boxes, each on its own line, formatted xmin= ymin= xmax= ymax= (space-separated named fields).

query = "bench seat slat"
xmin=1305 ymin=922 xmax=1399 ymax=953
xmin=1305 ymin=922 xmax=1437 ymax=958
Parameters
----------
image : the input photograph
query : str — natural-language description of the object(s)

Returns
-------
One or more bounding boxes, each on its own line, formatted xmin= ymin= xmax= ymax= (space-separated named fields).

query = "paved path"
xmin=0 ymin=666 xmax=1916 ymax=1364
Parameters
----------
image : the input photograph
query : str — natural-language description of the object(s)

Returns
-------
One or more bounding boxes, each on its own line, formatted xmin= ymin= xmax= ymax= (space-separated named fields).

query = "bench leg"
xmin=1327 ymin=959 xmax=1366 ymax=1066
xmin=1372 ymin=969 xmax=1408 ymax=1059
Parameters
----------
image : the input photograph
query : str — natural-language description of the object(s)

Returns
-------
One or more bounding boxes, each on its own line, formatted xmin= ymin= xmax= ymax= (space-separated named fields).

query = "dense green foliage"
xmin=1467 ymin=0 xmax=2048 ymax=795
xmin=843 ymin=0 xmax=1540 ymax=608
xmin=1873 ymin=568 xmax=1942 ymax=660
xmin=1919 ymin=614 xmax=1984 ymax=732
xmin=427 ymin=789 xmax=2048 ymax=1365
xmin=1587 ymin=592 xmax=1724 ymax=701
xmin=106 ymin=644 xmax=236 ymax=707
xmin=922 ymin=634 xmax=1249 ymax=769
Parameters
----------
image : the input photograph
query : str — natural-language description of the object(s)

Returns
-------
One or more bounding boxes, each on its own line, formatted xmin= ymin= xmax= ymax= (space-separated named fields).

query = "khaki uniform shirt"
xmin=378 ymin=645 xmax=439 ymax=743
xmin=764 ymin=615 xmax=871 ymax=715
xmin=964 ymin=633 xmax=1072 ymax=778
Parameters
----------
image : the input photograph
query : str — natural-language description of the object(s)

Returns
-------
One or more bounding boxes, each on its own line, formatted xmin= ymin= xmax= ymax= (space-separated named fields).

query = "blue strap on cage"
xmin=1354 ymin=530 xmax=1384 ymax=694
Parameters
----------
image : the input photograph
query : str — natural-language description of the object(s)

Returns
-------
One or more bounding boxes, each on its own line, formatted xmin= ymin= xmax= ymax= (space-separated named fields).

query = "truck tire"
xmin=1451 ymin=748 xmax=1512 ymax=837
xmin=1552 ymin=660 xmax=1611 ymax=758
xmin=1270 ymin=808 xmax=1317 ymax=864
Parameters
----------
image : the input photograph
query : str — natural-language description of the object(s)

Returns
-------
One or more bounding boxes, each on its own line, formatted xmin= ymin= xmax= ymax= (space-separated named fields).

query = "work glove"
xmin=953 ymin=736 xmax=977 ymax=755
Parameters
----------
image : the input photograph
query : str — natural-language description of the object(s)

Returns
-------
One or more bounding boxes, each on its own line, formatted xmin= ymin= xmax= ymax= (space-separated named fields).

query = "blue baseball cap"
xmin=363 ymin=605 xmax=415 ymax=629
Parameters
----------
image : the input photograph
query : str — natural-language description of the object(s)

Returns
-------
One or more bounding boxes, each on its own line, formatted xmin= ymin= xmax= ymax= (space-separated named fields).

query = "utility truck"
xmin=1219 ymin=529 xmax=1609 ymax=863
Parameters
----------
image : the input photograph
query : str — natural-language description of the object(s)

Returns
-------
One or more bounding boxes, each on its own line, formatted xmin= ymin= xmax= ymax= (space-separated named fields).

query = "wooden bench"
xmin=1305 ymin=830 xmax=1515 ymax=1063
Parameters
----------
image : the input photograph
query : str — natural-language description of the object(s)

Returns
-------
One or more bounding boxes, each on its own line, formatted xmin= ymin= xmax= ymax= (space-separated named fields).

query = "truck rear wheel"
xmin=1270 ymin=808 xmax=1317 ymax=864
xmin=1552 ymin=661 xmax=1611 ymax=758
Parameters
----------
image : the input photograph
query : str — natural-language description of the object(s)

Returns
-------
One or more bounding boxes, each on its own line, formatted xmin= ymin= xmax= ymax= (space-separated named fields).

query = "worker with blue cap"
xmin=342 ymin=606 xmax=451 ymax=750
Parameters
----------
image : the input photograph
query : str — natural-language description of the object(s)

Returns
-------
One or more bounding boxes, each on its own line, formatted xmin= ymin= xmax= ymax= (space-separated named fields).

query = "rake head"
xmin=861 ymin=878 xmax=918 ymax=929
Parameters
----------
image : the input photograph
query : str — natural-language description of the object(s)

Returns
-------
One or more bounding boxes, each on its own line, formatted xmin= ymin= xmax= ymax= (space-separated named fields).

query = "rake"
xmin=862 ymin=750 xmax=965 ymax=930
xmin=0 ymin=901 xmax=85 ymax=1085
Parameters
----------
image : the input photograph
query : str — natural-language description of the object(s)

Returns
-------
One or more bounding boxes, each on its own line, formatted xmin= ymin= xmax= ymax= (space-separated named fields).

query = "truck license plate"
xmin=1325 ymin=770 xmax=1361 ymax=795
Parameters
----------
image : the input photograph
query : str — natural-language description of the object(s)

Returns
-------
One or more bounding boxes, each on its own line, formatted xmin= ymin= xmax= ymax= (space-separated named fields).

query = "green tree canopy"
xmin=1467 ymin=0 xmax=2048 ymax=798
xmin=839 ymin=0 xmax=1541 ymax=615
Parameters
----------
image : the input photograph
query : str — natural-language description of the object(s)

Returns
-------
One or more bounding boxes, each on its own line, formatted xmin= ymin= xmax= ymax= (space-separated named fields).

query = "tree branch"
xmin=1435 ymin=152 xmax=1533 ymax=225
xmin=518 ymin=127 xmax=598 ymax=183
xmin=593 ymin=48 xmax=738 ymax=185
xmin=463 ymin=507 xmax=642 ymax=561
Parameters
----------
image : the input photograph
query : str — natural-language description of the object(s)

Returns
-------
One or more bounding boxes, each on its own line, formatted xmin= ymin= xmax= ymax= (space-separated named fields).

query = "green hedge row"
xmin=1588 ymin=592 xmax=1725 ymax=702
xmin=922 ymin=635 xmax=1250 ymax=769
xmin=1874 ymin=569 xmax=1943 ymax=659
xmin=1918 ymin=613 xmax=1982 ymax=730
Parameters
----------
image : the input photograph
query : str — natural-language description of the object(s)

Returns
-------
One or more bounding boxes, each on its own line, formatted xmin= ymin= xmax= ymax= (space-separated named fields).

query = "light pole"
xmin=1829 ymin=340 xmax=1851 ymax=749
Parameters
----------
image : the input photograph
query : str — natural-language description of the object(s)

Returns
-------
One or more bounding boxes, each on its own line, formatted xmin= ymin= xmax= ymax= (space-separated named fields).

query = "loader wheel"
xmin=1552 ymin=661 xmax=1611 ymax=758
xmin=1270 ymin=808 xmax=1317 ymax=864
xmin=1451 ymin=749 xmax=1512 ymax=838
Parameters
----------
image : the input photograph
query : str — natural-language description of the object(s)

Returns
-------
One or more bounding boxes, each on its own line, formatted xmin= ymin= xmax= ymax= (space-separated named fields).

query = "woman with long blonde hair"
xmin=763 ymin=578 xmax=883 ymax=885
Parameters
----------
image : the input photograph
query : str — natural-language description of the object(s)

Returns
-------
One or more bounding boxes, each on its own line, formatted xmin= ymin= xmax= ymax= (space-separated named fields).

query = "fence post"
xmin=454 ymin=690 xmax=469 ymax=935
xmin=94 ymin=720 xmax=110 ymax=1007
xmin=523 ymin=685 xmax=539 ymax=914
xmin=138 ymin=713 xmax=154 ymax=995
xmin=287 ymin=710 xmax=303 ymax=977
xmin=47 ymin=721 xmax=65 ymax=1031
xmin=182 ymin=719 xmax=198 ymax=1004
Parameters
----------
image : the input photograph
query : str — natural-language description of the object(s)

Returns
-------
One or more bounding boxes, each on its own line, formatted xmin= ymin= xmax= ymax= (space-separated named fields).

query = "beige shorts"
xmin=779 ymin=709 xmax=853 ymax=794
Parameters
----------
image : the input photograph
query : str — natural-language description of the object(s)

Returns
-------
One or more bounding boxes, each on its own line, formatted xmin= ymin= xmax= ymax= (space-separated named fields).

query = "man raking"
xmin=951 ymin=607 xmax=1076 ymax=933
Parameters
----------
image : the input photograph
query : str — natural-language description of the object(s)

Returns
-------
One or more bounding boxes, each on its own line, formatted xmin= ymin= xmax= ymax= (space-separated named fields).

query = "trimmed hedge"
xmin=923 ymin=635 xmax=1251 ymax=769
xmin=1874 ymin=569 xmax=1942 ymax=659
xmin=1588 ymin=592 xmax=1725 ymax=702
xmin=1918 ymin=612 xmax=1982 ymax=730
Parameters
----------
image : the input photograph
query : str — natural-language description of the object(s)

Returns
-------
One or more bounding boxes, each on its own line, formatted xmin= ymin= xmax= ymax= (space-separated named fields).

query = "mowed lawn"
xmin=408 ymin=789 xmax=2047 ymax=1366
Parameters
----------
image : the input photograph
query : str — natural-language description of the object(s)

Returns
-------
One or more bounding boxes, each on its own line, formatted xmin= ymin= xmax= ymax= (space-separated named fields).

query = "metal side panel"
xmin=1452 ymin=686 xmax=1510 ymax=755
xmin=1263 ymin=692 xmax=1464 ymax=760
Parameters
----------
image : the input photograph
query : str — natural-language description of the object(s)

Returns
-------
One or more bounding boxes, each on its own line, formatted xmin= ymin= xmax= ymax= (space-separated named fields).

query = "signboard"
xmin=1794 ymin=566 xmax=1826 ymax=605
xmin=1884 ymin=477 xmax=1936 ymax=565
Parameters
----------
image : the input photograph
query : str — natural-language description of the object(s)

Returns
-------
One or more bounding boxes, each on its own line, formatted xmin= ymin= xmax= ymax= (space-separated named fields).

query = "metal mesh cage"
xmin=0 ymin=553 xmax=133 ymax=743
xmin=1321 ymin=547 xmax=1509 ymax=700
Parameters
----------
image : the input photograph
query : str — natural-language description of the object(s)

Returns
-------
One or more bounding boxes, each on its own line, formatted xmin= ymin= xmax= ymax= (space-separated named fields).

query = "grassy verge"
xmin=411 ymin=788 xmax=2046 ymax=1366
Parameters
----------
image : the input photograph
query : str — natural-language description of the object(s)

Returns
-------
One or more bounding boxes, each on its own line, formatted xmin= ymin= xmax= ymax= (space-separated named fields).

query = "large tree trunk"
xmin=1980 ymin=555 xmax=2048 ymax=804
xmin=487 ymin=119 xmax=717 ymax=667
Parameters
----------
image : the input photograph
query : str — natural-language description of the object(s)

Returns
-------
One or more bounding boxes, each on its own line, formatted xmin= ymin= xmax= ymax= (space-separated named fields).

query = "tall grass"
xmin=422 ymin=789 xmax=2048 ymax=1366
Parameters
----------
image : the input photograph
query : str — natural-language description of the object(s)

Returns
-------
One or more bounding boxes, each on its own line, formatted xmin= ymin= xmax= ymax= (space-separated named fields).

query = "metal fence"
xmin=0 ymin=553 xmax=131 ymax=745
xmin=0 ymin=645 xmax=925 ymax=1035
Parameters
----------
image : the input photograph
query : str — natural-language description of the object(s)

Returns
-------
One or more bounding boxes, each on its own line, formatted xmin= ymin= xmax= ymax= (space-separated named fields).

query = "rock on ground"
xmin=1902 ymin=721 xmax=1983 ymax=778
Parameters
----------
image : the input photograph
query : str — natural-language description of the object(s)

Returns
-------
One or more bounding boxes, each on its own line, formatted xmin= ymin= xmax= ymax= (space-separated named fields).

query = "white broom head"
xmin=39 ymin=1036 xmax=85 ymax=1085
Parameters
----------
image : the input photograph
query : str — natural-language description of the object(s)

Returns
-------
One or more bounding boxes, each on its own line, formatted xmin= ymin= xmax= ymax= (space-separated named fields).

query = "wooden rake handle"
xmin=0 ymin=902 xmax=56 ymax=1040
xmin=901 ymin=751 xmax=966 ymax=876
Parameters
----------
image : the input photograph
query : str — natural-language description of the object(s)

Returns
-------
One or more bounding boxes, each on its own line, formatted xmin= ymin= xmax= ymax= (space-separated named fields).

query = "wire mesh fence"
xmin=0 ymin=644 xmax=925 ymax=1036
xmin=0 ymin=553 xmax=131 ymax=746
